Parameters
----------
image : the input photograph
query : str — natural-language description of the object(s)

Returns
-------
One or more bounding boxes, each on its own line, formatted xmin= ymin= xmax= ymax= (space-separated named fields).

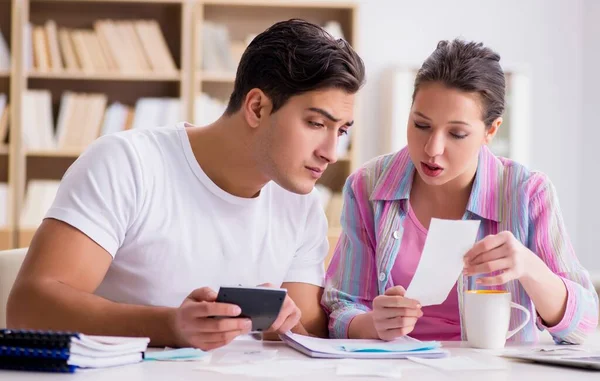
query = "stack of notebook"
xmin=0 ymin=329 xmax=150 ymax=373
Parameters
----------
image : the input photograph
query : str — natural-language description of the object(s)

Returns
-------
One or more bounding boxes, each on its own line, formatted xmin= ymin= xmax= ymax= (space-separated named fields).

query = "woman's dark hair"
xmin=413 ymin=39 xmax=506 ymax=128
xmin=225 ymin=19 xmax=365 ymax=115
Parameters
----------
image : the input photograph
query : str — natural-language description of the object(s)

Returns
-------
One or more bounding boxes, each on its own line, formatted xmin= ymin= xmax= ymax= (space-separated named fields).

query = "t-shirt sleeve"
xmin=283 ymin=189 xmax=329 ymax=287
xmin=44 ymin=134 xmax=142 ymax=258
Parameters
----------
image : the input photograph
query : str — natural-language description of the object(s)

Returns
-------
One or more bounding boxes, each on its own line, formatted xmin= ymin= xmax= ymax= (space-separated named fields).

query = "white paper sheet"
xmin=144 ymin=348 xmax=209 ymax=362
xmin=281 ymin=332 xmax=448 ymax=359
xmin=404 ymin=218 xmax=480 ymax=306
xmin=196 ymin=359 xmax=336 ymax=378
xmin=407 ymin=356 xmax=508 ymax=371
xmin=336 ymin=362 xmax=403 ymax=378
xmin=216 ymin=349 xmax=278 ymax=364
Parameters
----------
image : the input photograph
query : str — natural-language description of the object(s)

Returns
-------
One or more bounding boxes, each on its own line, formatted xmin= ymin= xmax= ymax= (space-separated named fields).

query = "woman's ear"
xmin=484 ymin=117 xmax=503 ymax=145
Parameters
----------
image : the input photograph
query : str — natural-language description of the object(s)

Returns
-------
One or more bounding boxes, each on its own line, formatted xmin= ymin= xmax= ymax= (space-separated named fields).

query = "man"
xmin=7 ymin=19 xmax=365 ymax=350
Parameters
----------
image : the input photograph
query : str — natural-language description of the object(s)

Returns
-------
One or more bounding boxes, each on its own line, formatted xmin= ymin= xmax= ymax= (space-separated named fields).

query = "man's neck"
xmin=186 ymin=116 xmax=270 ymax=198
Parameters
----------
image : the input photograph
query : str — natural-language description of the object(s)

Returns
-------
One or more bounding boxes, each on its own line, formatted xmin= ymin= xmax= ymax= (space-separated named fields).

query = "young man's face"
xmin=255 ymin=88 xmax=355 ymax=195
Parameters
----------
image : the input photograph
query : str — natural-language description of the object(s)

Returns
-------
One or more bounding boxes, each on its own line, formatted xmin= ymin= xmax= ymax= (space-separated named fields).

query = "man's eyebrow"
xmin=307 ymin=107 xmax=354 ymax=126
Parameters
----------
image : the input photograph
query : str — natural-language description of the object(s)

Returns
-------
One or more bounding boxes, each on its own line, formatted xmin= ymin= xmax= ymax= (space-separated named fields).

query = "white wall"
xmin=579 ymin=0 xmax=600 ymax=273
xmin=350 ymin=0 xmax=585 ymax=261
xmin=290 ymin=0 xmax=589 ymax=268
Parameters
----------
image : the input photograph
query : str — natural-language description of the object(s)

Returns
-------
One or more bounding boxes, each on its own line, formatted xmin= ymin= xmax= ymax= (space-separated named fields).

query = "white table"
xmin=2 ymin=331 xmax=600 ymax=381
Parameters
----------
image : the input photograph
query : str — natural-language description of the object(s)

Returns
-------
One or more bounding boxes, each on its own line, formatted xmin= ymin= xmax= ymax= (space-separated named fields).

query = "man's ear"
xmin=484 ymin=117 xmax=502 ymax=145
xmin=242 ymin=89 xmax=272 ymax=128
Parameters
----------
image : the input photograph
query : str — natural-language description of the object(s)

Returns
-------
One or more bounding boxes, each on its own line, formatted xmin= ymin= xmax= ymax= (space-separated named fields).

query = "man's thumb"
xmin=189 ymin=287 xmax=217 ymax=302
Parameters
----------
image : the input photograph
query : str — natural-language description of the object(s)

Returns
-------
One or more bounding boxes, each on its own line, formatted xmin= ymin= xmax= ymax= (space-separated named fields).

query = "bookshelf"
xmin=29 ymin=72 xmax=182 ymax=81
xmin=4 ymin=0 xmax=359 ymax=250
xmin=14 ymin=0 xmax=191 ymax=247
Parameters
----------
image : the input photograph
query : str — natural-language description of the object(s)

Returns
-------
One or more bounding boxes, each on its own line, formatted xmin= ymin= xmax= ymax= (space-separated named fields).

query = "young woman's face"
xmin=407 ymin=81 xmax=499 ymax=188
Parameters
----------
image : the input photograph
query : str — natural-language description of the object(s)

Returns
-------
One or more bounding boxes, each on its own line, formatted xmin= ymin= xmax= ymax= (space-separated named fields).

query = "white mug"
xmin=464 ymin=290 xmax=531 ymax=349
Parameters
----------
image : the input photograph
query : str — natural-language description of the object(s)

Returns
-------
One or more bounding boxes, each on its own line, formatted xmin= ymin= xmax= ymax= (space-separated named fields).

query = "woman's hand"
xmin=371 ymin=286 xmax=423 ymax=341
xmin=463 ymin=231 xmax=538 ymax=285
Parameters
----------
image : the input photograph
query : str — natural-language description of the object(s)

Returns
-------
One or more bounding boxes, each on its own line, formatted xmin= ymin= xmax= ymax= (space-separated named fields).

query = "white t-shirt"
xmin=45 ymin=123 xmax=329 ymax=307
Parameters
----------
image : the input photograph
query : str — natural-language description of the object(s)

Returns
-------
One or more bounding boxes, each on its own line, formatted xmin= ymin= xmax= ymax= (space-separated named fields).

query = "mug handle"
xmin=506 ymin=302 xmax=531 ymax=340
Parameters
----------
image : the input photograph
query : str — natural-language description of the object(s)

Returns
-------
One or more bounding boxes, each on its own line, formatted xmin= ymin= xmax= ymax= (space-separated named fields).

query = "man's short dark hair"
xmin=225 ymin=19 xmax=365 ymax=115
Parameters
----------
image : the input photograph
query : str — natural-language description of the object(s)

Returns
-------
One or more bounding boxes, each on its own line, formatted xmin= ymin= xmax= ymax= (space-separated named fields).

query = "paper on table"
xmin=407 ymin=356 xmax=508 ymax=371
xmin=216 ymin=349 xmax=278 ymax=364
xmin=405 ymin=218 xmax=480 ymax=306
xmin=281 ymin=332 xmax=448 ymax=359
xmin=144 ymin=348 xmax=209 ymax=362
xmin=196 ymin=359 xmax=336 ymax=378
xmin=336 ymin=362 xmax=403 ymax=378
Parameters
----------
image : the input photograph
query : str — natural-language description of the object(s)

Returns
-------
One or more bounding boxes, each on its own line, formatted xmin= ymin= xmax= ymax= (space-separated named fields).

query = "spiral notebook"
xmin=0 ymin=329 xmax=150 ymax=373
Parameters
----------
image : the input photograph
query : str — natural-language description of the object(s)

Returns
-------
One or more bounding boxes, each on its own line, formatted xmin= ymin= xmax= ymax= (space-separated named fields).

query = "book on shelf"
xmin=22 ymin=90 xmax=56 ymax=150
xmin=0 ymin=30 xmax=9 ymax=71
xmin=20 ymin=180 xmax=61 ymax=230
xmin=0 ymin=93 xmax=8 ymax=144
xmin=45 ymin=20 xmax=63 ymax=72
xmin=0 ymin=183 xmax=7 ymax=227
xmin=24 ymin=23 xmax=33 ymax=71
xmin=322 ymin=21 xmax=345 ymax=40
xmin=130 ymin=97 xmax=182 ymax=130
xmin=197 ymin=20 xmax=346 ymax=74
xmin=194 ymin=92 xmax=227 ymax=126
xmin=55 ymin=92 xmax=108 ymax=150
xmin=101 ymin=102 xmax=134 ymax=136
xmin=199 ymin=21 xmax=238 ymax=73
xmin=27 ymin=19 xmax=177 ymax=75
xmin=21 ymin=89 xmax=187 ymax=152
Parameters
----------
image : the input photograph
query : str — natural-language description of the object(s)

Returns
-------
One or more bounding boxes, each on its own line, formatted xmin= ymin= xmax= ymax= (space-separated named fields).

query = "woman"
xmin=321 ymin=39 xmax=599 ymax=344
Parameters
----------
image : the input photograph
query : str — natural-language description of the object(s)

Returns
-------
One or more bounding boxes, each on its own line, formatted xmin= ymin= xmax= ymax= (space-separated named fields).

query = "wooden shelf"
xmin=26 ymin=149 xmax=82 ymax=158
xmin=30 ymin=0 xmax=184 ymax=3
xmin=199 ymin=71 xmax=236 ymax=83
xmin=201 ymin=0 xmax=357 ymax=9
xmin=18 ymin=228 xmax=36 ymax=249
xmin=0 ymin=227 xmax=14 ymax=250
xmin=28 ymin=71 xmax=181 ymax=82
xmin=0 ymin=148 xmax=8 ymax=183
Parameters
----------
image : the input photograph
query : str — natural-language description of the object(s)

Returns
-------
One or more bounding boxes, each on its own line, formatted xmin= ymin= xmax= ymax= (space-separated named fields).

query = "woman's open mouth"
xmin=421 ymin=162 xmax=444 ymax=178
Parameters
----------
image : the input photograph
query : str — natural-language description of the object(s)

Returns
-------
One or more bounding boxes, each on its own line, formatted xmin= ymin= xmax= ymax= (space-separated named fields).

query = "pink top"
xmin=390 ymin=203 xmax=462 ymax=341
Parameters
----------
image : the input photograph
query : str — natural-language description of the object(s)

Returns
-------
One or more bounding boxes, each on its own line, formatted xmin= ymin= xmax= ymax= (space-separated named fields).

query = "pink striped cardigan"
xmin=322 ymin=146 xmax=599 ymax=344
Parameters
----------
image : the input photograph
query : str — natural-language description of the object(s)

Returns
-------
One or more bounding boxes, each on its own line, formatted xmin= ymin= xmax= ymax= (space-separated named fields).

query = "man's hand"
xmin=260 ymin=283 xmax=302 ymax=334
xmin=171 ymin=287 xmax=252 ymax=351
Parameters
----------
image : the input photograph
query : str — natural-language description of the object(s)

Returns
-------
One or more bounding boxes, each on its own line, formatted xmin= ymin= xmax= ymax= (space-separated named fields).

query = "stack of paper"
xmin=281 ymin=332 xmax=448 ymax=359
xmin=68 ymin=335 xmax=150 ymax=368
xmin=0 ymin=329 xmax=150 ymax=373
